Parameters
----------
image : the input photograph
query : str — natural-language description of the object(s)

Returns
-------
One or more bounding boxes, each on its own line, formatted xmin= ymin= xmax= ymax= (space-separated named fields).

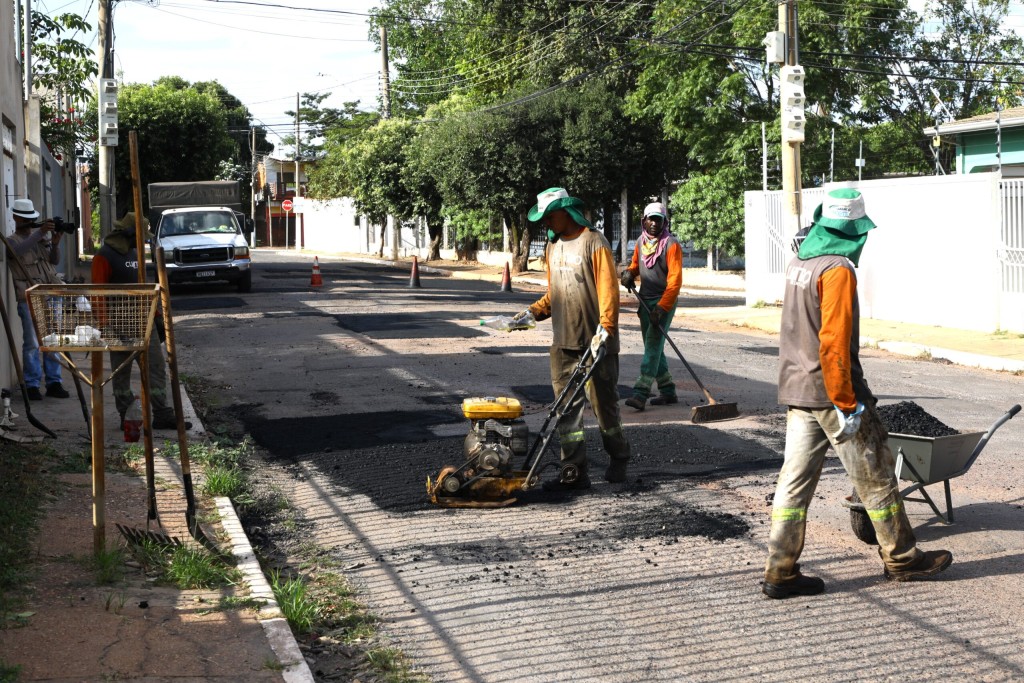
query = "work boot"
xmin=542 ymin=471 xmax=591 ymax=492
xmin=604 ymin=458 xmax=629 ymax=483
xmin=650 ymin=394 xmax=678 ymax=406
xmin=883 ymin=549 xmax=953 ymax=582
xmin=153 ymin=414 xmax=193 ymax=430
xmin=624 ymin=395 xmax=646 ymax=411
xmin=46 ymin=383 xmax=70 ymax=399
xmin=26 ymin=386 xmax=43 ymax=401
xmin=762 ymin=565 xmax=825 ymax=599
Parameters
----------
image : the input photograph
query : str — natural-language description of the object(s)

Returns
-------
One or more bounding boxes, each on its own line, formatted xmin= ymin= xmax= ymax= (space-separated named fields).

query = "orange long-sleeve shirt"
xmin=626 ymin=237 xmax=683 ymax=311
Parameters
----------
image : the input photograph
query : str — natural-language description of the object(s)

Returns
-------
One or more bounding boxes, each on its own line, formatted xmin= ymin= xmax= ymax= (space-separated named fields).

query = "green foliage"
xmin=163 ymin=546 xmax=240 ymax=589
xmin=90 ymin=545 xmax=126 ymax=585
xmin=671 ymin=168 xmax=749 ymax=256
xmin=270 ymin=570 xmax=321 ymax=633
xmin=30 ymin=12 xmax=97 ymax=155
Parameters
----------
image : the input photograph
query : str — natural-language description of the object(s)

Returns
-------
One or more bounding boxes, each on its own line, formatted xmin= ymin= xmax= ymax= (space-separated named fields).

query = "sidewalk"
xmin=323 ymin=251 xmax=1024 ymax=374
xmin=0 ymin=358 xmax=313 ymax=681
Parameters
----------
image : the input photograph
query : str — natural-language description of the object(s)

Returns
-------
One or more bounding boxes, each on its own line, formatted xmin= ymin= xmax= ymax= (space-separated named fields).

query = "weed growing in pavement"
xmin=202 ymin=464 xmax=253 ymax=502
xmin=0 ymin=443 xmax=53 ymax=620
xmin=103 ymin=590 xmax=128 ymax=613
xmin=366 ymin=647 xmax=428 ymax=683
xmin=126 ymin=539 xmax=240 ymax=590
xmin=91 ymin=544 xmax=126 ymax=585
xmin=107 ymin=444 xmax=144 ymax=474
xmin=164 ymin=545 xmax=240 ymax=589
xmin=0 ymin=660 xmax=22 ymax=682
xmin=213 ymin=595 xmax=266 ymax=612
xmin=270 ymin=570 xmax=321 ymax=633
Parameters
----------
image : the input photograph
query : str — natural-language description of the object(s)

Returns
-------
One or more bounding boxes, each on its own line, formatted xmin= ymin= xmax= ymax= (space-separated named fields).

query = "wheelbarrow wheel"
xmin=848 ymin=489 xmax=879 ymax=546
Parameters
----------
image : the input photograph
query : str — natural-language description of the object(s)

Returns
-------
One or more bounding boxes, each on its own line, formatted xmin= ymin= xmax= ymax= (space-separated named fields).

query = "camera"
xmin=51 ymin=216 xmax=77 ymax=235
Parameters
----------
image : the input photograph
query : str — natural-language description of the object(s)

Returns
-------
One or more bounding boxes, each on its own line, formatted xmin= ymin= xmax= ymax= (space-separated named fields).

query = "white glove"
xmin=590 ymin=326 xmax=609 ymax=357
xmin=832 ymin=402 xmax=865 ymax=444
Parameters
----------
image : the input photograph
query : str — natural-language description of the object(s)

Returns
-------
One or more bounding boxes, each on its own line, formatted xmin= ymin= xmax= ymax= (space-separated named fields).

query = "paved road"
xmin=173 ymin=253 xmax=1024 ymax=682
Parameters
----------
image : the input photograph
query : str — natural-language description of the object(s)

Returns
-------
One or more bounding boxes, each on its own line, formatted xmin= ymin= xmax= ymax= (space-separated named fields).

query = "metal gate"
xmin=1000 ymin=179 xmax=1024 ymax=295
xmin=761 ymin=188 xmax=825 ymax=274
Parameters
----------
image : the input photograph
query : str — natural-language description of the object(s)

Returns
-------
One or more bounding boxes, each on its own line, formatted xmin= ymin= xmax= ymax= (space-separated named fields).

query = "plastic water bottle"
xmin=480 ymin=314 xmax=536 ymax=332
xmin=124 ymin=397 xmax=143 ymax=443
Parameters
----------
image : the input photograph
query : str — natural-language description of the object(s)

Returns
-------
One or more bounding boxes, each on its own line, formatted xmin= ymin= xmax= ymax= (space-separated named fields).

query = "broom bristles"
xmin=690 ymin=402 xmax=740 ymax=423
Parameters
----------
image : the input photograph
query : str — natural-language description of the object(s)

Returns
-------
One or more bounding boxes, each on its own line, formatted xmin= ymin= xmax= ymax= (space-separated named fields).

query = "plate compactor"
xmin=427 ymin=329 xmax=609 ymax=508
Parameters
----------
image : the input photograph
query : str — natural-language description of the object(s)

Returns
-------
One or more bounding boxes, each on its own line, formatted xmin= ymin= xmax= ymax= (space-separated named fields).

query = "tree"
xmin=90 ymin=81 xmax=236 ymax=214
xmin=30 ymin=12 xmax=98 ymax=156
xmin=341 ymin=120 xmax=417 ymax=258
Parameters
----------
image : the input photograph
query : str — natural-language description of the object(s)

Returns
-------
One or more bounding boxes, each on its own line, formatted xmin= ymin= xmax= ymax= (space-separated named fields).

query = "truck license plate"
xmin=196 ymin=270 xmax=215 ymax=278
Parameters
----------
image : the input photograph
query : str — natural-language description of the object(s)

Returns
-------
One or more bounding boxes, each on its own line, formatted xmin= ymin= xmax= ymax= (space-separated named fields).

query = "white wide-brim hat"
xmin=12 ymin=198 xmax=40 ymax=220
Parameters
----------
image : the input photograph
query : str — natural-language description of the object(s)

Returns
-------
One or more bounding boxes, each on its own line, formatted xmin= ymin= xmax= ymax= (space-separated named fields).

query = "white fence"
xmin=745 ymin=173 xmax=1024 ymax=334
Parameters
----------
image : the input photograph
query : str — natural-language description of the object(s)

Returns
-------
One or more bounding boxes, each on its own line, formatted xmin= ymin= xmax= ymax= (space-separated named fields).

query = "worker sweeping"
xmin=620 ymin=201 xmax=683 ymax=411
xmin=763 ymin=188 xmax=952 ymax=599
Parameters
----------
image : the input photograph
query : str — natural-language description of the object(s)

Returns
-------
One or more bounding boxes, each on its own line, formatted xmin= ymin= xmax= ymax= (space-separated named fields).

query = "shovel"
xmin=630 ymin=288 xmax=739 ymax=423
xmin=0 ymin=289 xmax=56 ymax=438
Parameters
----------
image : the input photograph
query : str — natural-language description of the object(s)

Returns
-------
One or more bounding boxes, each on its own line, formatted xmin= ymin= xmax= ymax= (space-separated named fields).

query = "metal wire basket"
xmin=26 ymin=283 xmax=161 ymax=352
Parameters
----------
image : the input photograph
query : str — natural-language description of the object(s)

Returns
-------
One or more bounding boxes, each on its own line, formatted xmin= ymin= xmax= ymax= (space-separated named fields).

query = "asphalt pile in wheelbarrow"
xmin=877 ymin=401 xmax=959 ymax=437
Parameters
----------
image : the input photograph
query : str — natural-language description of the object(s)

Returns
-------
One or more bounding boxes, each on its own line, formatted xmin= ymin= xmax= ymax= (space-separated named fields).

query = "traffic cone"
xmin=310 ymin=256 xmax=323 ymax=288
xmin=500 ymin=262 xmax=513 ymax=293
xmin=409 ymin=256 xmax=422 ymax=288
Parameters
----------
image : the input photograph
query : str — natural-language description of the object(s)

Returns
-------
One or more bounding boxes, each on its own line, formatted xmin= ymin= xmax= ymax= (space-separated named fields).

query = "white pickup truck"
xmin=148 ymin=181 xmax=253 ymax=292
xmin=153 ymin=207 xmax=252 ymax=292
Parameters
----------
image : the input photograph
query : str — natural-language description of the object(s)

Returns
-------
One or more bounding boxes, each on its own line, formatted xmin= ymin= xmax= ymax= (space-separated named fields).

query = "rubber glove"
xmin=619 ymin=271 xmax=636 ymax=291
xmin=590 ymin=325 xmax=610 ymax=357
xmin=648 ymin=306 xmax=664 ymax=328
xmin=510 ymin=309 xmax=536 ymax=331
xmin=833 ymin=402 xmax=865 ymax=444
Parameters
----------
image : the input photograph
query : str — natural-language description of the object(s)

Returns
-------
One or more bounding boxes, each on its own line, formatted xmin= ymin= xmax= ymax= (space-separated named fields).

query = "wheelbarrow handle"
xmin=963 ymin=404 xmax=1021 ymax=472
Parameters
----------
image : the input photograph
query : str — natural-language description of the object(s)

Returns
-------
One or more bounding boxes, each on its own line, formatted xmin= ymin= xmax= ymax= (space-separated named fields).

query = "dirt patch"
xmin=877 ymin=401 xmax=959 ymax=437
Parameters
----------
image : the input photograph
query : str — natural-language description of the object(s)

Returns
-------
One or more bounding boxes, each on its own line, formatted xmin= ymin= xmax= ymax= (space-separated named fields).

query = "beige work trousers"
xmin=764 ymin=402 xmax=923 ymax=583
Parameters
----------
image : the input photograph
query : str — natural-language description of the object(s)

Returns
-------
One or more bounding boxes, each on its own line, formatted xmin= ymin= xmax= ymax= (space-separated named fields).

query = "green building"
xmin=925 ymin=106 xmax=1024 ymax=177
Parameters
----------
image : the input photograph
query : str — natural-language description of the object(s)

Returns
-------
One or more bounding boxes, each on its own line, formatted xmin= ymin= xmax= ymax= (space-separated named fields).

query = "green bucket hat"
xmin=797 ymin=188 xmax=877 ymax=266
xmin=813 ymin=188 xmax=876 ymax=235
xmin=527 ymin=187 xmax=592 ymax=227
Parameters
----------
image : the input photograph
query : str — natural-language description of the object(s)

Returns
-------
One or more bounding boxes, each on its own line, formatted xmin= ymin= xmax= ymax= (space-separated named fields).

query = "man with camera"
xmin=7 ymin=198 xmax=69 ymax=400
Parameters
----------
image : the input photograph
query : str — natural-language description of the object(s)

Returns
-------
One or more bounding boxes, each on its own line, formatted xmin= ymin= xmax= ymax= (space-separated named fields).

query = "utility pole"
xmin=250 ymin=126 xmax=256 ymax=245
xmin=97 ymin=0 xmax=116 ymax=237
xmin=762 ymin=122 xmax=768 ymax=191
xmin=380 ymin=25 xmax=398 ymax=260
xmin=23 ymin=0 xmax=32 ymax=97
xmin=778 ymin=0 xmax=803 ymax=239
xmin=293 ymin=91 xmax=300 ymax=250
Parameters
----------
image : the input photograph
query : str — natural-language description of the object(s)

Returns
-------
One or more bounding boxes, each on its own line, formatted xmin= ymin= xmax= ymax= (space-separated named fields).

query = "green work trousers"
xmin=110 ymin=333 xmax=173 ymax=421
xmin=631 ymin=298 xmax=676 ymax=400
xmin=550 ymin=347 xmax=631 ymax=473
xmin=765 ymin=402 xmax=923 ymax=583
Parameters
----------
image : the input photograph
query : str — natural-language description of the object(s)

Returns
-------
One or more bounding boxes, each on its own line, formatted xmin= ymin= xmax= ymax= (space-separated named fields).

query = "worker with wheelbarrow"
xmin=763 ymin=188 xmax=952 ymax=599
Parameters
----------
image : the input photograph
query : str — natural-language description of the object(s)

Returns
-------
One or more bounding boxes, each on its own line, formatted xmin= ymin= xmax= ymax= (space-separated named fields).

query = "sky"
xmin=42 ymin=0 xmax=385 ymax=153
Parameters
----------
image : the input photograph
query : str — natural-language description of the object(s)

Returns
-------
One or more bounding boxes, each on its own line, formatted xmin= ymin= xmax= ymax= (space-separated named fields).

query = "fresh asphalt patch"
xmin=739 ymin=345 xmax=779 ymax=356
xmin=335 ymin=312 xmax=484 ymax=339
xmin=239 ymin=400 xmax=782 ymax=514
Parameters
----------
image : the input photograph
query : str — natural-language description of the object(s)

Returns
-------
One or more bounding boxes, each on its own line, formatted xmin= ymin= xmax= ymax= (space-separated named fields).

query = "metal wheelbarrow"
xmin=844 ymin=404 xmax=1020 ymax=545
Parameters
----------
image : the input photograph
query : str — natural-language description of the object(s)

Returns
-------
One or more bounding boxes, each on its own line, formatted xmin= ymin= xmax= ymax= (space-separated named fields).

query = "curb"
xmin=216 ymin=496 xmax=315 ymax=683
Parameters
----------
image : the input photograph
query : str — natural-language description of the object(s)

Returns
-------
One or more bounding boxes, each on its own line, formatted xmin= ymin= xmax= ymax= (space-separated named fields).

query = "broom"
xmin=631 ymin=289 xmax=740 ymax=423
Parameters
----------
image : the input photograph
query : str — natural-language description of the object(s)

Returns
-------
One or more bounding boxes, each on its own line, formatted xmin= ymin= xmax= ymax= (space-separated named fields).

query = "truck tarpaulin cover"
xmin=148 ymin=181 xmax=242 ymax=214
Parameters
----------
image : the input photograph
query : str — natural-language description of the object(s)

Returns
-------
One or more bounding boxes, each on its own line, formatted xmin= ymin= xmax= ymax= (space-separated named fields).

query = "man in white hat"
xmin=619 ymin=201 xmax=683 ymax=411
xmin=763 ymin=188 xmax=951 ymax=599
xmin=512 ymin=187 xmax=631 ymax=490
xmin=6 ymin=199 xmax=69 ymax=400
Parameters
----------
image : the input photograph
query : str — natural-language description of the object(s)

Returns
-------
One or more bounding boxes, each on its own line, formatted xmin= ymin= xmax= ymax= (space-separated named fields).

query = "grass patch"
xmin=90 ymin=544 xmax=126 ymax=585
xmin=0 ymin=660 xmax=22 ymax=682
xmin=0 ymin=443 xmax=53 ymax=619
xmin=127 ymin=539 xmax=239 ymax=590
xmin=366 ymin=647 xmax=427 ymax=683
xmin=270 ymin=570 xmax=321 ymax=633
xmin=108 ymin=444 xmax=144 ymax=474
xmin=203 ymin=465 xmax=251 ymax=500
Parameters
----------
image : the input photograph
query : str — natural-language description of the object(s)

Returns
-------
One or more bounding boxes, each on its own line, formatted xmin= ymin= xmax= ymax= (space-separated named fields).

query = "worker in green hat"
xmin=763 ymin=188 xmax=952 ymax=599
xmin=511 ymin=187 xmax=631 ymax=490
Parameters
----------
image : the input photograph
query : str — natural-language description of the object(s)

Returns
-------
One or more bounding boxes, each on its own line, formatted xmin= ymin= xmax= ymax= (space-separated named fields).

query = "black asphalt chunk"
xmin=878 ymin=401 xmax=959 ymax=437
xmin=610 ymin=502 xmax=751 ymax=543
xmin=170 ymin=296 xmax=247 ymax=310
xmin=243 ymin=409 xmax=462 ymax=457
xmin=472 ymin=345 xmax=548 ymax=356
xmin=335 ymin=313 xmax=481 ymax=339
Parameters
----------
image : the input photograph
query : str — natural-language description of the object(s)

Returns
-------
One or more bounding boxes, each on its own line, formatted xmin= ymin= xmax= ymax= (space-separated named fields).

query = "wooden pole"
xmin=129 ymin=131 xmax=158 ymax=524
xmin=91 ymin=351 xmax=105 ymax=554
xmin=779 ymin=0 xmax=803 ymax=239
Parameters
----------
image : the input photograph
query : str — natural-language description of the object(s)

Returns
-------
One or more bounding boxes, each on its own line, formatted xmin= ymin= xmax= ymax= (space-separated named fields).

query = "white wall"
xmin=745 ymin=173 xmax=1015 ymax=333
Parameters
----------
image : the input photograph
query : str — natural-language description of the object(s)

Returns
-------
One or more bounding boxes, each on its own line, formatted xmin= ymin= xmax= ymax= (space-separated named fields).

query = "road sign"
xmin=282 ymin=199 xmax=293 ymax=212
